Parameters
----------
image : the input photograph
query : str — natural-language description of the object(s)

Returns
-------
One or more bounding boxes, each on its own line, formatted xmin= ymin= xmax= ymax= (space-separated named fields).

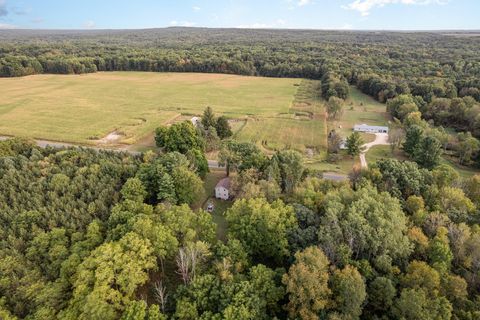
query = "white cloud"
xmin=342 ymin=0 xmax=449 ymax=16
xmin=192 ymin=6 xmax=201 ymax=11
xmin=298 ymin=0 xmax=312 ymax=6
xmin=236 ymin=19 xmax=288 ymax=29
xmin=340 ymin=23 xmax=353 ymax=29
xmin=170 ymin=20 xmax=196 ymax=27
xmin=236 ymin=23 xmax=273 ymax=29
xmin=286 ymin=0 xmax=313 ymax=9
xmin=83 ymin=20 xmax=96 ymax=29
xmin=0 ymin=23 xmax=16 ymax=29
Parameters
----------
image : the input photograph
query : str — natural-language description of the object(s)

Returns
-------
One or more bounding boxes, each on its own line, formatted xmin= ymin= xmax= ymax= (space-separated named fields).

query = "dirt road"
xmin=359 ymin=133 xmax=389 ymax=168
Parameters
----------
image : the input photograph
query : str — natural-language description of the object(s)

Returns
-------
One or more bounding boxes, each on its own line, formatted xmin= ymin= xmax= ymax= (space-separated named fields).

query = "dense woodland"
xmin=1 ymin=119 xmax=480 ymax=319
xmin=1 ymin=28 xmax=480 ymax=319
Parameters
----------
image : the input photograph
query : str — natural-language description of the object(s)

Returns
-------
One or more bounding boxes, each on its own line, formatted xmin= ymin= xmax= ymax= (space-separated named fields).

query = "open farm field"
xmin=235 ymin=79 xmax=327 ymax=153
xmin=0 ymin=72 xmax=299 ymax=144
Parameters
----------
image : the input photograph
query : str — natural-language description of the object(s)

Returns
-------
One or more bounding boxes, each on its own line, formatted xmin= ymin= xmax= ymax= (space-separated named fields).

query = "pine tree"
xmin=346 ymin=132 xmax=364 ymax=157
xmin=201 ymin=106 xmax=216 ymax=129
xmin=157 ymin=173 xmax=177 ymax=204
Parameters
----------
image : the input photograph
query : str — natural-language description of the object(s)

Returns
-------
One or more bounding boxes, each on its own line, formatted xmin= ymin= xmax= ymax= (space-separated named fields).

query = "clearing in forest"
xmin=0 ymin=72 xmax=299 ymax=145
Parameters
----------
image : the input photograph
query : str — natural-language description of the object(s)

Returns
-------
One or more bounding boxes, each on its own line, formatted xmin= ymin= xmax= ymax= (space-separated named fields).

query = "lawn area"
xmin=328 ymin=86 xmax=390 ymax=138
xmin=307 ymin=86 xmax=386 ymax=174
xmin=365 ymin=145 xmax=407 ymax=164
xmin=235 ymin=79 xmax=327 ymax=154
xmin=198 ymin=169 xmax=231 ymax=242
xmin=0 ymin=72 xmax=299 ymax=145
xmin=366 ymin=145 xmax=480 ymax=178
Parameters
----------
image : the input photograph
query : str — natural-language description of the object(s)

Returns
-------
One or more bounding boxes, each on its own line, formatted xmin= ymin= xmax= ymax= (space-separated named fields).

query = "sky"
xmin=0 ymin=0 xmax=478 ymax=30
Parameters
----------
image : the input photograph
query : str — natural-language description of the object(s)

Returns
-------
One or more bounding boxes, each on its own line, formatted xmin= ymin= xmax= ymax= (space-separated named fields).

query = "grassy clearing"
xmin=366 ymin=145 xmax=480 ymax=178
xmin=0 ymin=72 xmax=298 ymax=144
xmin=235 ymin=79 xmax=327 ymax=154
xmin=199 ymin=169 xmax=231 ymax=241
xmin=310 ymin=86 xmax=387 ymax=174
xmin=329 ymin=86 xmax=390 ymax=139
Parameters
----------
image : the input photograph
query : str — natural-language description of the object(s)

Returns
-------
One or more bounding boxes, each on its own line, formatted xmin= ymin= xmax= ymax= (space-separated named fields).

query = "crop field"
xmin=0 ymin=72 xmax=300 ymax=144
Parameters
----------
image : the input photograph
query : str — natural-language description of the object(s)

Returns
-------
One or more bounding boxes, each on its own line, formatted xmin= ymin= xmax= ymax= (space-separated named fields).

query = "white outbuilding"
xmin=190 ymin=117 xmax=201 ymax=127
xmin=354 ymin=124 xmax=389 ymax=134
xmin=215 ymin=177 xmax=231 ymax=200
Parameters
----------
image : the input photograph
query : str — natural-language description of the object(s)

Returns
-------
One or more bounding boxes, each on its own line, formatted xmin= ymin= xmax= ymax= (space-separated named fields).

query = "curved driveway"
xmin=359 ymin=133 xmax=389 ymax=168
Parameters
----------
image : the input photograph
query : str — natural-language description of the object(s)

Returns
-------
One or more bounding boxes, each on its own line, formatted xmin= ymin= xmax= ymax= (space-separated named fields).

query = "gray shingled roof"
xmin=215 ymin=177 xmax=230 ymax=190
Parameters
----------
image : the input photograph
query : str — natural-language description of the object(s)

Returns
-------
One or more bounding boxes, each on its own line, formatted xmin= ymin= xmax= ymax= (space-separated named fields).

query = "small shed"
xmin=191 ymin=116 xmax=201 ymax=127
xmin=215 ymin=177 xmax=230 ymax=200
xmin=354 ymin=124 xmax=389 ymax=134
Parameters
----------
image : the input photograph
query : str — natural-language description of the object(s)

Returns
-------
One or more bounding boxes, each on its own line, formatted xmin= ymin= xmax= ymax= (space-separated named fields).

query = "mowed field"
xmin=235 ymin=80 xmax=327 ymax=153
xmin=0 ymin=72 xmax=303 ymax=145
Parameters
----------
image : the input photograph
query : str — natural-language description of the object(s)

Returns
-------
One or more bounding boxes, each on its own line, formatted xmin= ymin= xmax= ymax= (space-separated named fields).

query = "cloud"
xmin=236 ymin=23 xmax=273 ymax=29
xmin=0 ymin=23 xmax=16 ymax=29
xmin=0 ymin=0 xmax=8 ymax=17
xmin=298 ymin=0 xmax=312 ymax=6
xmin=236 ymin=19 xmax=288 ymax=29
xmin=340 ymin=23 xmax=353 ymax=29
xmin=83 ymin=20 xmax=96 ymax=29
xmin=192 ymin=6 xmax=201 ymax=11
xmin=286 ymin=0 xmax=313 ymax=9
xmin=170 ymin=20 xmax=196 ymax=27
xmin=342 ymin=0 xmax=449 ymax=16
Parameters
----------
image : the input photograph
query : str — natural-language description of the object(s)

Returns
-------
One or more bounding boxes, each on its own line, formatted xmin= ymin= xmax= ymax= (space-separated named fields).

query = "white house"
xmin=215 ymin=177 xmax=230 ymax=200
xmin=190 ymin=116 xmax=201 ymax=127
xmin=354 ymin=124 xmax=389 ymax=134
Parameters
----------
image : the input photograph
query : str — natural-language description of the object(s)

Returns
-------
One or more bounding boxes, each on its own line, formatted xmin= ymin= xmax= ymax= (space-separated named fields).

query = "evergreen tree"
xmin=414 ymin=135 xmax=442 ymax=169
xmin=157 ymin=173 xmax=177 ymax=204
xmin=201 ymin=106 xmax=216 ymax=129
xmin=216 ymin=116 xmax=233 ymax=139
xmin=404 ymin=125 xmax=424 ymax=157
xmin=346 ymin=132 xmax=364 ymax=157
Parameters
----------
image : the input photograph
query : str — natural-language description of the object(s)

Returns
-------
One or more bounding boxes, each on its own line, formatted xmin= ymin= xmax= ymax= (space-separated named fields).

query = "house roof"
xmin=354 ymin=124 xmax=389 ymax=131
xmin=215 ymin=177 xmax=230 ymax=190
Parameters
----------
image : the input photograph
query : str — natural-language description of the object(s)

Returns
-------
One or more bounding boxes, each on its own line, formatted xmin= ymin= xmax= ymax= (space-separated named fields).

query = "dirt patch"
xmin=97 ymin=131 xmax=124 ymax=144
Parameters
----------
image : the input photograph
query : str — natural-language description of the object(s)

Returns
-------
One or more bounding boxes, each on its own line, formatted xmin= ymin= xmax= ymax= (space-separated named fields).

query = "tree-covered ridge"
xmin=0 ymin=28 xmax=479 ymax=103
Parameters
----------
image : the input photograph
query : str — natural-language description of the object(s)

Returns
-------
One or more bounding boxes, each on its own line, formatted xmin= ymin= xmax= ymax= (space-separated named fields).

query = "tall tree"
xmin=326 ymin=97 xmax=344 ymax=120
xmin=201 ymin=106 xmax=216 ymax=129
xmin=226 ymin=198 xmax=297 ymax=262
xmin=283 ymin=246 xmax=331 ymax=320
xmin=216 ymin=116 xmax=233 ymax=139
xmin=330 ymin=265 xmax=366 ymax=320
xmin=346 ymin=132 xmax=364 ymax=157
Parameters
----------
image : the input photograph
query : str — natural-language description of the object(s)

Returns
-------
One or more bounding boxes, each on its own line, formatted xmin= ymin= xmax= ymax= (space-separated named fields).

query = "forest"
xmin=1 ymin=116 xmax=480 ymax=319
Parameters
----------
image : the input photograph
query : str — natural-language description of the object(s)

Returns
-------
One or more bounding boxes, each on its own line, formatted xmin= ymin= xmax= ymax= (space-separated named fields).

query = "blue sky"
xmin=0 ymin=0 xmax=478 ymax=30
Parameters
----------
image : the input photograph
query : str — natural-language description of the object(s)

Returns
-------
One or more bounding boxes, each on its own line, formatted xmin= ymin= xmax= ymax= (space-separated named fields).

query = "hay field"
xmin=0 ymin=72 xmax=299 ymax=144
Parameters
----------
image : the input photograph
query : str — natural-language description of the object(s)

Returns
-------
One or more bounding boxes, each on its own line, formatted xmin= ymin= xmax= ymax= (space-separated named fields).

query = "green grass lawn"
xmin=198 ymin=169 xmax=231 ymax=242
xmin=328 ymin=86 xmax=390 ymax=138
xmin=365 ymin=145 xmax=480 ymax=178
xmin=0 ymin=72 xmax=299 ymax=145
